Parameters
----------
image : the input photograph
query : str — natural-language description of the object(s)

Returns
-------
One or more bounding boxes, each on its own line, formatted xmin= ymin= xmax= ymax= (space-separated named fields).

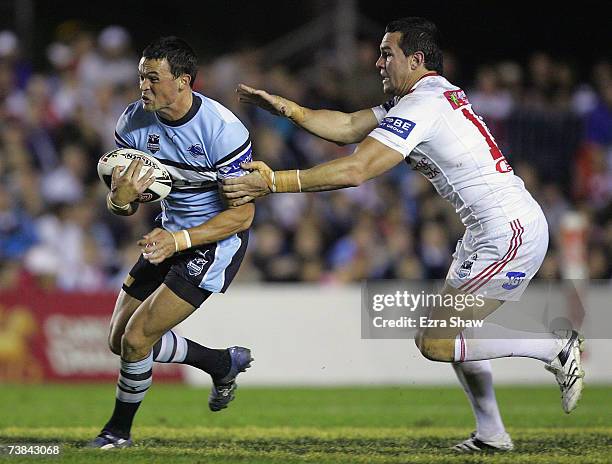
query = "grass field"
xmin=0 ymin=384 xmax=611 ymax=463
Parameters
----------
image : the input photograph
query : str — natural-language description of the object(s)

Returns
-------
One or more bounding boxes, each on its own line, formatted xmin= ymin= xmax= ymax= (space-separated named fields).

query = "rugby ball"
xmin=97 ymin=148 xmax=172 ymax=202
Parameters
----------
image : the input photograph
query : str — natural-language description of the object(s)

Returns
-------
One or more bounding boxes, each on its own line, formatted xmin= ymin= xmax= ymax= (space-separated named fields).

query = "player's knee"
xmin=416 ymin=334 xmax=451 ymax=362
xmin=108 ymin=337 xmax=122 ymax=356
xmin=121 ymin=329 xmax=149 ymax=357
xmin=107 ymin=327 xmax=123 ymax=355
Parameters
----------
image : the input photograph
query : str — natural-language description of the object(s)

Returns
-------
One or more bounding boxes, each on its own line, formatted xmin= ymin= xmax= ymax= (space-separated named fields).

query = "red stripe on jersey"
xmin=468 ymin=220 xmax=524 ymax=294
xmin=458 ymin=220 xmax=519 ymax=293
xmin=461 ymin=220 xmax=524 ymax=295
xmin=461 ymin=108 xmax=503 ymax=160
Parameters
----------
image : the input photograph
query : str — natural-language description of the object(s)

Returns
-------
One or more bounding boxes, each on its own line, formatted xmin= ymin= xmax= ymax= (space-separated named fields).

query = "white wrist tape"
xmin=270 ymin=171 xmax=277 ymax=193
xmin=182 ymin=229 xmax=192 ymax=249
xmin=108 ymin=194 xmax=130 ymax=211
xmin=171 ymin=229 xmax=192 ymax=253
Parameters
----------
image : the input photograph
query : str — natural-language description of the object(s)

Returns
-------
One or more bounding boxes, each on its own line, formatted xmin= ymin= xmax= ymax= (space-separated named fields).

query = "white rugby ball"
xmin=97 ymin=148 xmax=172 ymax=202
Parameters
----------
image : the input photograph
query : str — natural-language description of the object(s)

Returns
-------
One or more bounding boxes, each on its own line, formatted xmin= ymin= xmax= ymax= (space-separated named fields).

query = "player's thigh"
xmin=108 ymin=285 xmax=142 ymax=354
xmin=110 ymin=254 xmax=171 ymax=347
xmin=123 ymin=283 xmax=200 ymax=347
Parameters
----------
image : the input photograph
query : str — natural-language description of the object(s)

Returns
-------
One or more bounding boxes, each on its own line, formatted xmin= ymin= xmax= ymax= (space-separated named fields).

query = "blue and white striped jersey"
xmin=114 ymin=92 xmax=252 ymax=231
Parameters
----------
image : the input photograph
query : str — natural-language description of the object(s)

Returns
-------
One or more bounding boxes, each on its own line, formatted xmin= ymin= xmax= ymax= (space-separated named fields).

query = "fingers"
xmin=111 ymin=165 xmax=125 ymax=182
xmin=222 ymin=177 xmax=242 ymax=185
xmin=139 ymin=228 xmax=173 ymax=264
xmin=221 ymin=182 xmax=246 ymax=192
xmin=125 ymin=159 xmax=143 ymax=179
xmin=241 ymin=160 xmax=269 ymax=171
xmin=142 ymin=228 xmax=164 ymax=241
xmin=139 ymin=167 xmax=156 ymax=190
xmin=228 ymin=196 xmax=253 ymax=207
xmin=236 ymin=83 xmax=256 ymax=94
xmin=223 ymin=190 xmax=245 ymax=199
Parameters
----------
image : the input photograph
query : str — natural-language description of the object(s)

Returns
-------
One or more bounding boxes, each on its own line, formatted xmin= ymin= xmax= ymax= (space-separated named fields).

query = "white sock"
xmin=454 ymin=323 xmax=563 ymax=363
xmin=453 ymin=361 xmax=506 ymax=439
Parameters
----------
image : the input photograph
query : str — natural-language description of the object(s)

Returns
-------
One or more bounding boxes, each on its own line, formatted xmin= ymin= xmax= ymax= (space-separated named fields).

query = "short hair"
xmin=142 ymin=36 xmax=198 ymax=87
xmin=385 ymin=17 xmax=443 ymax=74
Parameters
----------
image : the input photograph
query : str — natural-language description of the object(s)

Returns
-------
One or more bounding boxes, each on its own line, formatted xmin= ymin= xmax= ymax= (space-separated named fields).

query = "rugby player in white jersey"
xmin=221 ymin=17 xmax=585 ymax=452
xmin=90 ymin=37 xmax=255 ymax=449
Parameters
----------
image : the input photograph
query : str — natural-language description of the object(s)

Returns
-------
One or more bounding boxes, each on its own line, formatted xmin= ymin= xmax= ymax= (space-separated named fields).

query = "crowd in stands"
xmin=0 ymin=25 xmax=610 ymax=292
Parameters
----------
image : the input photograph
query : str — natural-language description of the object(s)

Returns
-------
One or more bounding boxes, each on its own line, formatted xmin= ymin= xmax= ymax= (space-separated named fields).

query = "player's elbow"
xmin=236 ymin=203 xmax=255 ymax=231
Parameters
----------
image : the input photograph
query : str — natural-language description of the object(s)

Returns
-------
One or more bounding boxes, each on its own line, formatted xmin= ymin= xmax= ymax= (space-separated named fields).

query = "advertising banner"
xmin=0 ymin=288 xmax=183 ymax=383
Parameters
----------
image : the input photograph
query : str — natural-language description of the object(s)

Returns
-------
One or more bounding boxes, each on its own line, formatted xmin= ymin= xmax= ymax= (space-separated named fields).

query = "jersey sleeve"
xmin=370 ymin=98 xmax=397 ymax=123
xmin=114 ymin=103 xmax=137 ymax=149
xmin=367 ymin=96 xmax=438 ymax=158
xmin=211 ymin=121 xmax=252 ymax=180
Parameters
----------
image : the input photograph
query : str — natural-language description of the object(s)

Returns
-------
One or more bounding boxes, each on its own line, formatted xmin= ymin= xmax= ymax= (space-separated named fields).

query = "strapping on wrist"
xmin=107 ymin=193 xmax=130 ymax=212
xmin=287 ymin=102 xmax=305 ymax=124
xmin=274 ymin=170 xmax=302 ymax=193
xmin=171 ymin=229 xmax=192 ymax=252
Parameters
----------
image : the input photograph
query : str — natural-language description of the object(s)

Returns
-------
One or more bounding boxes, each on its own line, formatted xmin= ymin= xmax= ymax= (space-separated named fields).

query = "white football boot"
xmin=545 ymin=330 xmax=585 ymax=413
xmin=452 ymin=431 xmax=514 ymax=452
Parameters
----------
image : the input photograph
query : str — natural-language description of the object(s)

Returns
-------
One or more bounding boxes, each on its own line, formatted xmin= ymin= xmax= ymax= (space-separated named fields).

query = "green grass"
xmin=1 ymin=384 xmax=611 ymax=463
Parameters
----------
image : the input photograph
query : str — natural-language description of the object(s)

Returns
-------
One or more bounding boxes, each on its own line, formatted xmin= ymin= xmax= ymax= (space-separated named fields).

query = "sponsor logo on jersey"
xmin=187 ymin=250 xmax=209 ymax=276
xmin=378 ymin=117 xmax=415 ymax=140
xmin=147 ymin=134 xmax=160 ymax=153
xmin=502 ymin=271 xmax=526 ymax=290
xmin=444 ymin=89 xmax=469 ymax=109
xmin=458 ymin=253 xmax=477 ymax=279
xmin=187 ymin=144 xmax=205 ymax=157
xmin=218 ymin=151 xmax=253 ymax=179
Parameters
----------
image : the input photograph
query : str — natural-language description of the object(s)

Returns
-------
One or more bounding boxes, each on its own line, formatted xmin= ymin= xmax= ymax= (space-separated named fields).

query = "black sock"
xmin=153 ymin=331 xmax=231 ymax=380
xmin=104 ymin=400 xmax=141 ymax=438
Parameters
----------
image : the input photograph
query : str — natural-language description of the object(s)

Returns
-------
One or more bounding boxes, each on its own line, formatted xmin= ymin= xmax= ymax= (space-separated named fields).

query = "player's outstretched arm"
xmin=137 ymin=204 xmax=254 ymax=264
xmin=221 ymin=137 xmax=404 ymax=207
xmin=237 ymin=84 xmax=379 ymax=145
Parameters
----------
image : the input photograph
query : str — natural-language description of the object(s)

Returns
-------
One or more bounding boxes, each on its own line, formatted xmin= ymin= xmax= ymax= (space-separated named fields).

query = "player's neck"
xmin=399 ymin=69 xmax=437 ymax=97
xmin=156 ymin=91 xmax=194 ymax=122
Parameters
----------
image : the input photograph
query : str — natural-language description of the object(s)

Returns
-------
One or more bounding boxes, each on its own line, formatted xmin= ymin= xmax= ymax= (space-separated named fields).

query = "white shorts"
xmin=446 ymin=209 xmax=549 ymax=301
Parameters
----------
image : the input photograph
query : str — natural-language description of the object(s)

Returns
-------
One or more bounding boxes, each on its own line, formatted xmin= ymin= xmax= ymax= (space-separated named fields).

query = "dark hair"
xmin=142 ymin=36 xmax=198 ymax=87
xmin=385 ymin=17 xmax=443 ymax=74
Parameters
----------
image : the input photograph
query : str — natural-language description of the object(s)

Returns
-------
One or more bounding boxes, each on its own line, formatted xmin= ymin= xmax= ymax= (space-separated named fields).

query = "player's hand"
xmin=236 ymin=84 xmax=296 ymax=118
xmin=110 ymin=159 xmax=156 ymax=206
xmin=221 ymin=161 xmax=273 ymax=207
xmin=137 ymin=228 xmax=175 ymax=264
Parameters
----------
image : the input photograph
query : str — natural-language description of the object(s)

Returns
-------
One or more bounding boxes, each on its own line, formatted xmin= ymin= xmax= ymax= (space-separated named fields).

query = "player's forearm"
xmin=270 ymin=158 xmax=365 ymax=194
xmin=185 ymin=203 xmax=254 ymax=246
xmin=288 ymin=104 xmax=374 ymax=145
xmin=271 ymin=137 xmax=402 ymax=193
xmin=300 ymin=157 xmax=366 ymax=191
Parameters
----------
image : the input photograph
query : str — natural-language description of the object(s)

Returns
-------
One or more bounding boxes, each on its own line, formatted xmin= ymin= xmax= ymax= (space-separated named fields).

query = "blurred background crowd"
xmin=0 ymin=22 xmax=611 ymax=292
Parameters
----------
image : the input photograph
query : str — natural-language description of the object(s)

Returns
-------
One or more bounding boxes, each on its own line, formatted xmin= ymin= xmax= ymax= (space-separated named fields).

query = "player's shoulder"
xmin=116 ymin=100 xmax=153 ymax=132
xmin=395 ymin=75 xmax=462 ymax=114
xmin=196 ymin=92 xmax=243 ymax=125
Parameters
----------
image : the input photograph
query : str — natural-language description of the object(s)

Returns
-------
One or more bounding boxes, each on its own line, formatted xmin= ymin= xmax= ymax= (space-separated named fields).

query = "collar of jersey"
xmin=407 ymin=71 xmax=439 ymax=94
xmin=156 ymin=93 xmax=202 ymax=127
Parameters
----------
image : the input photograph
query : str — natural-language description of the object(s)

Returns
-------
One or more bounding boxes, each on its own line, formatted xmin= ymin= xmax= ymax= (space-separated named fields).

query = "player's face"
xmin=138 ymin=58 xmax=181 ymax=112
xmin=376 ymin=32 xmax=413 ymax=96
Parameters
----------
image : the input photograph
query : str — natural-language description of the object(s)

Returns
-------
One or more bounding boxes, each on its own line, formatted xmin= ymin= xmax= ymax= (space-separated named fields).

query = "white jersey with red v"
xmin=370 ymin=73 xmax=538 ymax=234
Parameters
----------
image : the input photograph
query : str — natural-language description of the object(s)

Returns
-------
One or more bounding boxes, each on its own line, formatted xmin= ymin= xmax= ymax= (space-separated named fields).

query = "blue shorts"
xmin=123 ymin=230 xmax=249 ymax=307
